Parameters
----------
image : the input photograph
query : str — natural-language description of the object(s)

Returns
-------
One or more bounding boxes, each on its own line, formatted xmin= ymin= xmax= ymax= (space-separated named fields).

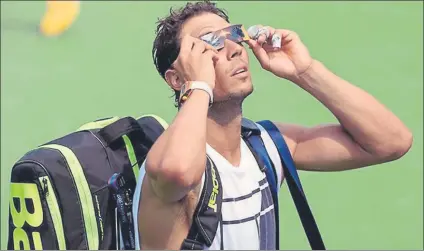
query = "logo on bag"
xmin=208 ymin=167 xmax=219 ymax=212
xmin=10 ymin=183 xmax=43 ymax=250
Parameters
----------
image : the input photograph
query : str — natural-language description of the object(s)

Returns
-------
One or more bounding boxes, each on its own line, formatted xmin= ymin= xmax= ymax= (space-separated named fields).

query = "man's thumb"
xmin=247 ymin=39 xmax=269 ymax=69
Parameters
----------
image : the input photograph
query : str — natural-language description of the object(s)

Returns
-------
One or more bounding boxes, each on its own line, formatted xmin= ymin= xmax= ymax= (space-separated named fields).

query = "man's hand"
xmin=247 ymin=27 xmax=412 ymax=174
xmin=173 ymin=35 xmax=219 ymax=88
xmin=247 ymin=26 xmax=313 ymax=81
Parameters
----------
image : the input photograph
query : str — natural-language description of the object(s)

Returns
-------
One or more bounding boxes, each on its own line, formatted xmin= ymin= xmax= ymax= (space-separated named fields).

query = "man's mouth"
xmin=231 ymin=66 xmax=248 ymax=76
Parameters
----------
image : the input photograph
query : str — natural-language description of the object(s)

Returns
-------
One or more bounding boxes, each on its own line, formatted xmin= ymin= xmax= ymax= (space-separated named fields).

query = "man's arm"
xmin=146 ymin=91 xmax=210 ymax=202
xmin=145 ymin=36 xmax=218 ymax=202
xmin=275 ymin=60 xmax=413 ymax=172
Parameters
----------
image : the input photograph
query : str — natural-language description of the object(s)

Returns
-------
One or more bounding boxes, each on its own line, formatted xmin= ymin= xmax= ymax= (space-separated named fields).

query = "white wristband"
xmin=190 ymin=81 xmax=214 ymax=104
xmin=180 ymin=81 xmax=214 ymax=105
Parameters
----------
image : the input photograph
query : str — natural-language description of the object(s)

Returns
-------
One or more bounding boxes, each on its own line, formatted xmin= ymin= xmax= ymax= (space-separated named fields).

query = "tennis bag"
xmin=8 ymin=115 xmax=325 ymax=250
xmin=7 ymin=115 xmax=167 ymax=250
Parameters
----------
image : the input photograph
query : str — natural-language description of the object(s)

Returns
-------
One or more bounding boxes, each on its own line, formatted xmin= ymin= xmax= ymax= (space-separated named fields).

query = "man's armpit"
xmin=273 ymin=122 xmax=304 ymax=157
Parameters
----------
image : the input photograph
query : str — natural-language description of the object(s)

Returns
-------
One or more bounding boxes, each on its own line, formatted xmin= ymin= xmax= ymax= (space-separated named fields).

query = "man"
xmin=39 ymin=1 xmax=80 ymax=37
xmin=134 ymin=1 xmax=412 ymax=249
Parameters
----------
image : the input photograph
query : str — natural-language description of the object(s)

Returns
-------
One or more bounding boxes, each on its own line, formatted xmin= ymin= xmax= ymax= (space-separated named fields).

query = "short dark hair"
xmin=152 ymin=0 xmax=230 ymax=106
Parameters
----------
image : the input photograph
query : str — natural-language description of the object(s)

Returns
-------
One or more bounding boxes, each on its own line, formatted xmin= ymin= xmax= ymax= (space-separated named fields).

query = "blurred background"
xmin=1 ymin=1 xmax=423 ymax=250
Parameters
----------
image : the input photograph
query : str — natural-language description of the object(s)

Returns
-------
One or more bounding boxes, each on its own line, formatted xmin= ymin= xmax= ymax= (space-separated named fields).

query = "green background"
xmin=1 ymin=1 xmax=422 ymax=249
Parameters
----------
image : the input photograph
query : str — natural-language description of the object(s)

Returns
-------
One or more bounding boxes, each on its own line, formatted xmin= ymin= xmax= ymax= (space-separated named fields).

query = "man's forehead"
xmin=180 ymin=13 xmax=230 ymax=38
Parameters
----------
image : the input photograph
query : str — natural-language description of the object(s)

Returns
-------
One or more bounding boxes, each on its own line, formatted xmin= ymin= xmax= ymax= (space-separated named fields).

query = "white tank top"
xmin=132 ymin=124 xmax=283 ymax=250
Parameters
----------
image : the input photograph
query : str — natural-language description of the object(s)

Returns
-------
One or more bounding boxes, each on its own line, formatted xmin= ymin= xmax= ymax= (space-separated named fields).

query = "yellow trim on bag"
xmin=122 ymin=135 xmax=139 ymax=180
xmin=77 ymin=116 xmax=120 ymax=131
xmin=39 ymin=144 xmax=99 ymax=250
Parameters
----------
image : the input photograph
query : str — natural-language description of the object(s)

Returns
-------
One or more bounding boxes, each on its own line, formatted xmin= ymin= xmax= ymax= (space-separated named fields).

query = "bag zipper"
xmin=38 ymin=175 xmax=67 ymax=250
xmin=14 ymin=159 xmax=67 ymax=250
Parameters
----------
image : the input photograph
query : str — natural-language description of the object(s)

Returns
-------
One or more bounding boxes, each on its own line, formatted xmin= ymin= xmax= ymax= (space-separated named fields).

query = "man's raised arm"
xmin=275 ymin=60 xmax=413 ymax=172
xmin=145 ymin=36 xmax=218 ymax=202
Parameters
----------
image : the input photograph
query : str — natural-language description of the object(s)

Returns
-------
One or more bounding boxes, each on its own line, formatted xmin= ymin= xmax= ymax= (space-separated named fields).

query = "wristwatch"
xmin=179 ymin=81 xmax=214 ymax=106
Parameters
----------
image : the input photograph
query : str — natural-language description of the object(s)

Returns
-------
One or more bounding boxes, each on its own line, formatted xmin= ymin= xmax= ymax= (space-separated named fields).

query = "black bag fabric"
xmin=7 ymin=115 xmax=167 ymax=250
xmin=180 ymin=156 xmax=224 ymax=250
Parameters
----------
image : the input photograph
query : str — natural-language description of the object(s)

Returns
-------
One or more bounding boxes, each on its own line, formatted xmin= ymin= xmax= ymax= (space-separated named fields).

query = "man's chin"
xmin=238 ymin=84 xmax=254 ymax=100
xmin=214 ymin=87 xmax=254 ymax=105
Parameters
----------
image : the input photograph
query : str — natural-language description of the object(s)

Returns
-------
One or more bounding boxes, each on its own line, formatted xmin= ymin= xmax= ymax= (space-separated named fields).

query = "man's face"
xmin=179 ymin=13 xmax=253 ymax=104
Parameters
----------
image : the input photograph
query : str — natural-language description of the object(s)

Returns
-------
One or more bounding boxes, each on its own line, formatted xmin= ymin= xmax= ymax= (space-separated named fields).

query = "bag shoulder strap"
xmin=241 ymin=118 xmax=279 ymax=187
xmin=241 ymin=118 xmax=280 ymax=249
xmin=257 ymin=120 xmax=326 ymax=250
xmin=181 ymin=156 xmax=224 ymax=250
xmin=109 ymin=115 xmax=168 ymax=250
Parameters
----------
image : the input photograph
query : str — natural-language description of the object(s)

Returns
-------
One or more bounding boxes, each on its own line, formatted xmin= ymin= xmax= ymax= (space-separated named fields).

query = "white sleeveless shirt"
xmin=133 ymin=124 xmax=283 ymax=250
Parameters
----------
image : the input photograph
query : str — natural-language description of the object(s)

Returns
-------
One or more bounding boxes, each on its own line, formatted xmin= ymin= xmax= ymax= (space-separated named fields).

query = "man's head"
xmin=153 ymin=1 xmax=253 ymax=107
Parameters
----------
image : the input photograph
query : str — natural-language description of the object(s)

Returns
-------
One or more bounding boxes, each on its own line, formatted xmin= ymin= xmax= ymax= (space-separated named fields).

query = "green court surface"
xmin=1 ymin=1 xmax=422 ymax=250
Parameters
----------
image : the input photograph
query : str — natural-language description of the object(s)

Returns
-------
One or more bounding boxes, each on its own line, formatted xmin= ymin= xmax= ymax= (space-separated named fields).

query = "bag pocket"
xmin=37 ymin=175 xmax=66 ymax=250
xmin=93 ymin=186 xmax=118 ymax=250
xmin=8 ymin=161 xmax=65 ymax=250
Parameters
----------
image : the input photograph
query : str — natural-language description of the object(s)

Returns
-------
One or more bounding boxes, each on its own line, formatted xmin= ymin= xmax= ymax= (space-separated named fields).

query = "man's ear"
xmin=164 ymin=69 xmax=183 ymax=91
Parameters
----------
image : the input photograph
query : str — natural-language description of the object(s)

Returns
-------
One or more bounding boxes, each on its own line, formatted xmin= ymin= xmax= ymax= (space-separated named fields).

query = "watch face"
xmin=180 ymin=82 xmax=191 ymax=96
xmin=179 ymin=82 xmax=192 ymax=105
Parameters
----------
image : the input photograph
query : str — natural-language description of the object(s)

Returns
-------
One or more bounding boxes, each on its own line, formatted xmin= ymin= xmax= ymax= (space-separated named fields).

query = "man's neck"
xmin=206 ymin=101 xmax=243 ymax=166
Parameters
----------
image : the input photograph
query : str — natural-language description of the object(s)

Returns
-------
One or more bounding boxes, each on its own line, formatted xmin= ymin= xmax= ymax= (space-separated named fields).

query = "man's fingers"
xmin=271 ymin=30 xmax=283 ymax=48
xmin=263 ymin=26 xmax=276 ymax=39
xmin=198 ymin=41 xmax=219 ymax=62
xmin=247 ymin=39 xmax=270 ymax=70
xmin=277 ymin=29 xmax=299 ymax=46
xmin=179 ymin=35 xmax=193 ymax=52
xmin=246 ymin=39 xmax=257 ymax=49
xmin=248 ymin=25 xmax=277 ymax=46
xmin=257 ymin=34 xmax=268 ymax=45
xmin=192 ymin=40 xmax=206 ymax=54
xmin=203 ymin=49 xmax=219 ymax=63
xmin=278 ymin=29 xmax=296 ymax=38
xmin=204 ymin=43 xmax=219 ymax=54
xmin=189 ymin=38 xmax=219 ymax=55
xmin=204 ymin=49 xmax=217 ymax=57
xmin=248 ymin=26 xmax=297 ymax=48
xmin=261 ymin=26 xmax=279 ymax=47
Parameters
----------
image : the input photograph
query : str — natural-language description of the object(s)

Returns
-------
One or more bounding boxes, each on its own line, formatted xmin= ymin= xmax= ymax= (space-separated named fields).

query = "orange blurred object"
xmin=39 ymin=1 xmax=80 ymax=36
